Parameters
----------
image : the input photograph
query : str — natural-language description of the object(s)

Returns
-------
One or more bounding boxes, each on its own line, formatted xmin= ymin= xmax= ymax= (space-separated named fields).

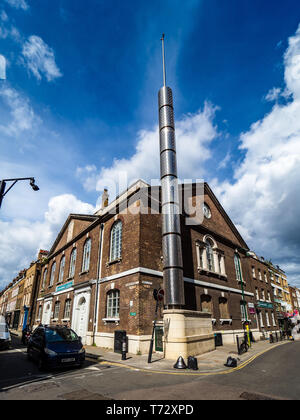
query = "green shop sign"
xmin=56 ymin=281 xmax=74 ymax=293
xmin=257 ymin=301 xmax=273 ymax=309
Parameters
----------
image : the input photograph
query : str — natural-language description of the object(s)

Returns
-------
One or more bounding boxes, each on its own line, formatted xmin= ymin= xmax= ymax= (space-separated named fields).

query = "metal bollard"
xmin=236 ymin=335 xmax=240 ymax=355
xmin=275 ymin=332 xmax=278 ymax=342
xmin=269 ymin=333 xmax=273 ymax=343
xmin=122 ymin=339 xmax=127 ymax=361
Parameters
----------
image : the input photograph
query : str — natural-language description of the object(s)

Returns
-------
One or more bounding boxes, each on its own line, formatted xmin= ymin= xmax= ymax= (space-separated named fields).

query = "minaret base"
xmin=163 ymin=309 xmax=215 ymax=360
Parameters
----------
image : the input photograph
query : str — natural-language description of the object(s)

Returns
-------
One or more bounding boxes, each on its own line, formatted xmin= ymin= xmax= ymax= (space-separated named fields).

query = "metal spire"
xmin=161 ymin=34 xmax=166 ymax=87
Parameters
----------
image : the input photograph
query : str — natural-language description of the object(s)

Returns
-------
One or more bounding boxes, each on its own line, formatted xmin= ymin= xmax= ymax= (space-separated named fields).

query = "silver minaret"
xmin=159 ymin=34 xmax=185 ymax=308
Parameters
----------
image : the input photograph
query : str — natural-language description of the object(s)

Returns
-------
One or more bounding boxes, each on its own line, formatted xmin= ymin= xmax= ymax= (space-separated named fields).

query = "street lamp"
xmin=0 ymin=177 xmax=40 ymax=209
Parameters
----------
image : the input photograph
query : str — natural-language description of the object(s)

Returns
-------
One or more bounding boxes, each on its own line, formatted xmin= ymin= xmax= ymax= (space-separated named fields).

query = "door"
xmin=42 ymin=303 xmax=51 ymax=325
xmin=155 ymin=326 xmax=164 ymax=352
xmin=76 ymin=297 xmax=88 ymax=344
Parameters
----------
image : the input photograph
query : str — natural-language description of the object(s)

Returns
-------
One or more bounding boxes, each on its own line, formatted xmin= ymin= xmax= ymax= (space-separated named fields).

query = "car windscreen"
xmin=0 ymin=324 xmax=9 ymax=333
xmin=45 ymin=328 xmax=79 ymax=343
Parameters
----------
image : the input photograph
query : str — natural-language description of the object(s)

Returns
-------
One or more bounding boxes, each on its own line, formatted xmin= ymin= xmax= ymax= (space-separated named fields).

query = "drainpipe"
xmin=92 ymin=223 xmax=104 ymax=346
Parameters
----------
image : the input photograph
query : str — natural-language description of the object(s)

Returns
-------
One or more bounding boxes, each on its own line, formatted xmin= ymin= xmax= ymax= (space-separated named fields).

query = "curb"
xmin=86 ymin=341 xmax=291 ymax=376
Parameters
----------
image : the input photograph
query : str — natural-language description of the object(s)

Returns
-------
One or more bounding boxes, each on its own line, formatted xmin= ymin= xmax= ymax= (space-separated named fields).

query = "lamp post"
xmin=0 ymin=177 xmax=40 ymax=209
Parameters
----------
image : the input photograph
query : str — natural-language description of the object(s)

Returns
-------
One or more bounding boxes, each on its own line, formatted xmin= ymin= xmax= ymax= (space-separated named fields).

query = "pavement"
xmin=84 ymin=338 xmax=291 ymax=375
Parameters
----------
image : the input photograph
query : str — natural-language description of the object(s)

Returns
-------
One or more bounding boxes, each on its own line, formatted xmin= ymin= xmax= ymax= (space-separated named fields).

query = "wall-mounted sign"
xmin=130 ymin=312 xmax=137 ymax=317
xmin=257 ymin=301 xmax=273 ymax=309
xmin=56 ymin=281 xmax=74 ymax=293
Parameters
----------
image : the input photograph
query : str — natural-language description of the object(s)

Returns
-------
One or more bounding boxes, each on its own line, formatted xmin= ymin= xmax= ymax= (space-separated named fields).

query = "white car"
xmin=0 ymin=316 xmax=11 ymax=350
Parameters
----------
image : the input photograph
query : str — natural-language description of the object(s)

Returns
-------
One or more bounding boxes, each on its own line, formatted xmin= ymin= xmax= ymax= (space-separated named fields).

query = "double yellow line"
xmin=97 ymin=341 xmax=290 ymax=377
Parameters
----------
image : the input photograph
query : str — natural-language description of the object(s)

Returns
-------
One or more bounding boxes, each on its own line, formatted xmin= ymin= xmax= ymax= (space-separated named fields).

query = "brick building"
xmin=33 ymin=180 xmax=281 ymax=354
xmin=246 ymin=252 xmax=279 ymax=338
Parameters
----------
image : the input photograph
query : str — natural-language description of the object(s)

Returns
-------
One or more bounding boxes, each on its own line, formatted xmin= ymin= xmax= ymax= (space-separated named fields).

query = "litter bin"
xmin=214 ymin=333 xmax=223 ymax=347
xmin=114 ymin=330 xmax=127 ymax=354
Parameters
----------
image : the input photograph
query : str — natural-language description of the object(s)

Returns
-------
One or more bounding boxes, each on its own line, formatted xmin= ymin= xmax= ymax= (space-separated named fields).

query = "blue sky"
xmin=1 ymin=0 xmax=300 ymax=289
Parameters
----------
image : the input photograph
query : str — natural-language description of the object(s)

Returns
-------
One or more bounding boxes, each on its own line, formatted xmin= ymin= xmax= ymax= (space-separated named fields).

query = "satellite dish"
xmin=0 ymin=55 xmax=6 ymax=80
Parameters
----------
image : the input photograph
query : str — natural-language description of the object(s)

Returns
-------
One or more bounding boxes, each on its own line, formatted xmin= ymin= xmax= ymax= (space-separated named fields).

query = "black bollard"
xmin=121 ymin=339 xmax=127 ymax=361
xmin=269 ymin=333 xmax=273 ymax=343
xmin=236 ymin=335 xmax=240 ymax=355
xmin=174 ymin=356 xmax=187 ymax=369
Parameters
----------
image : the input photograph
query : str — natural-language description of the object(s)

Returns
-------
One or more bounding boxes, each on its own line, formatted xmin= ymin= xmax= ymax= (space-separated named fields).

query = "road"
xmin=0 ymin=336 xmax=299 ymax=401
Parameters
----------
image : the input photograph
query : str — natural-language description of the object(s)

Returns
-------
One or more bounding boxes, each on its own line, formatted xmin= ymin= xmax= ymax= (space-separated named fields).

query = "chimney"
xmin=101 ymin=189 xmax=109 ymax=209
xmin=158 ymin=35 xmax=185 ymax=309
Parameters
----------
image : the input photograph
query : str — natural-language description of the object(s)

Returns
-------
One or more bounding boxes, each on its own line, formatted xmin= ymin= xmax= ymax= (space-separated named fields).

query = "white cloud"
xmin=0 ymin=194 xmax=95 ymax=290
xmin=0 ymin=54 xmax=6 ymax=79
xmin=21 ymin=35 xmax=62 ymax=82
xmin=77 ymin=102 xmax=219 ymax=194
xmin=0 ymin=85 xmax=40 ymax=136
xmin=4 ymin=0 xmax=29 ymax=11
xmin=214 ymin=23 xmax=300 ymax=288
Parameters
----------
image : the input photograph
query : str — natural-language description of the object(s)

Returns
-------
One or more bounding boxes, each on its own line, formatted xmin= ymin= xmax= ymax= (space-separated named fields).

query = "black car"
xmin=27 ymin=325 xmax=85 ymax=370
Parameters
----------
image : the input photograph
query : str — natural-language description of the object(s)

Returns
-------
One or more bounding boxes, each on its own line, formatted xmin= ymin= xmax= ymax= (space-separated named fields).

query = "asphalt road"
xmin=0 ymin=336 xmax=299 ymax=401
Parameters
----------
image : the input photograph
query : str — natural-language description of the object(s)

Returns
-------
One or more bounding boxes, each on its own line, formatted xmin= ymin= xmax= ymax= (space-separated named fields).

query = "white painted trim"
xmin=100 ymin=266 xmax=254 ymax=297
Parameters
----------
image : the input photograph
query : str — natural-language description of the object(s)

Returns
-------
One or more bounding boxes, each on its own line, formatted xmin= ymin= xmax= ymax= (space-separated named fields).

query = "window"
xmin=42 ymin=268 xmax=48 ymax=289
xmin=261 ymin=289 xmax=265 ymax=301
xmin=201 ymin=294 xmax=213 ymax=314
xmin=234 ymin=254 xmax=244 ymax=284
xmin=64 ymin=299 xmax=72 ymax=319
xmin=267 ymin=291 xmax=271 ymax=302
xmin=266 ymin=312 xmax=270 ymax=327
xmin=49 ymin=262 xmax=56 ymax=287
xmin=219 ymin=297 xmax=230 ymax=319
xmin=69 ymin=248 xmax=77 ymax=278
xmin=53 ymin=301 xmax=61 ymax=319
xmin=82 ymin=239 xmax=91 ymax=272
xmin=58 ymin=256 xmax=65 ymax=284
xmin=271 ymin=312 xmax=276 ymax=326
xmin=110 ymin=221 xmax=122 ymax=262
xmin=205 ymin=239 xmax=215 ymax=272
xmin=37 ymin=305 xmax=42 ymax=320
xmin=252 ymin=266 xmax=256 ymax=278
xmin=258 ymin=269 xmax=262 ymax=281
xmin=264 ymin=272 xmax=268 ymax=283
xmin=240 ymin=300 xmax=248 ymax=321
xmin=255 ymin=288 xmax=259 ymax=300
xmin=259 ymin=311 xmax=264 ymax=327
xmin=106 ymin=290 xmax=120 ymax=319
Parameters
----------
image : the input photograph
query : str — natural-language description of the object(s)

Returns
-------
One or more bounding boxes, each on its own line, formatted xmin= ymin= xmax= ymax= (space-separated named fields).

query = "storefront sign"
xmin=56 ymin=281 xmax=74 ymax=293
xmin=257 ymin=301 xmax=273 ymax=309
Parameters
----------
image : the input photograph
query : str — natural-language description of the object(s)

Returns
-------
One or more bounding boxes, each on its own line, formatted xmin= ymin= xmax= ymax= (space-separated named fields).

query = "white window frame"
xmin=42 ymin=268 xmax=48 ymax=289
xmin=58 ymin=256 xmax=65 ymax=284
xmin=64 ymin=299 xmax=72 ymax=319
xmin=82 ymin=239 xmax=91 ymax=272
xmin=49 ymin=262 xmax=56 ymax=287
xmin=69 ymin=248 xmax=77 ymax=278
xmin=110 ymin=221 xmax=122 ymax=262
xmin=106 ymin=289 xmax=120 ymax=319
xmin=53 ymin=301 xmax=60 ymax=319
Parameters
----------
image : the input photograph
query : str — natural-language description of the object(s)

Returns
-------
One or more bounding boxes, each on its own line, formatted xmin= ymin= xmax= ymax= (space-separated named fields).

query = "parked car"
xmin=27 ymin=325 xmax=85 ymax=370
xmin=0 ymin=316 xmax=11 ymax=350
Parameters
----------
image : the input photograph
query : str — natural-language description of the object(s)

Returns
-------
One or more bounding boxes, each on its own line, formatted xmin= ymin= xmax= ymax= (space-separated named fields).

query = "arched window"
xmin=42 ymin=268 xmax=48 ymax=289
xmin=205 ymin=238 xmax=215 ymax=272
xmin=53 ymin=301 xmax=61 ymax=319
xmin=110 ymin=221 xmax=122 ymax=262
xmin=58 ymin=256 xmax=65 ymax=284
xmin=106 ymin=289 xmax=120 ymax=319
xmin=234 ymin=254 xmax=243 ymax=283
xmin=82 ymin=239 xmax=91 ymax=272
xmin=49 ymin=262 xmax=56 ymax=287
xmin=219 ymin=297 xmax=230 ymax=319
xmin=64 ymin=299 xmax=72 ymax=319
xmin=200 ymin=294 xmax=213 ymax=314
xmin=37 ymin=305 xmax=42 ymax=320
xmin=69 ymin=248 xmax=77 ymax=278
